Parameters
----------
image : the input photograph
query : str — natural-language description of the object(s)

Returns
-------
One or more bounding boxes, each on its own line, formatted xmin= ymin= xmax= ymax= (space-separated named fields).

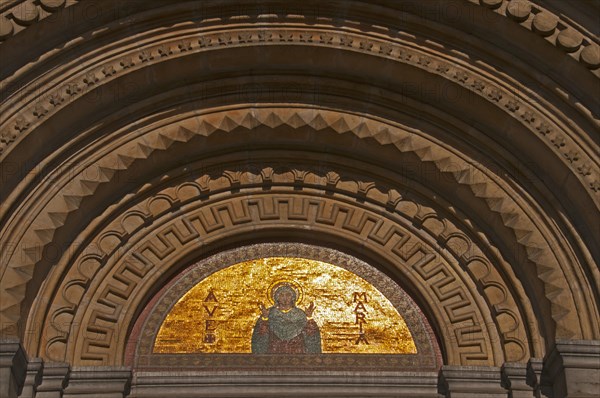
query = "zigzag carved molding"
xmin=1 ymin=25 xmax=597 ymax=199
xmin=2 ymin=107 xmax=582 ymax=344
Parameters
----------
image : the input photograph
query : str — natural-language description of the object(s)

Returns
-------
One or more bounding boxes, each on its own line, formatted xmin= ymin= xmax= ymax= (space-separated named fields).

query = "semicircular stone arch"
xmin=8 ymin=106 xmax=594 ymax=351
xmin=1 ymin=24 xmax=597 ymax=347
xmin=46 ymin=188 xmax=503 ymax=367
xmin=25 ymin=151 xmax=548 ymax=369
xmin=1 ymin=2 xmax=598 ymax=397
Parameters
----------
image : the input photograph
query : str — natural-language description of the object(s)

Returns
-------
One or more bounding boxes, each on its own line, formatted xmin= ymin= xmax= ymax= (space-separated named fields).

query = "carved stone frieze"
xmin=66 ymin=193 xmax=495 ymax=366
xmin=32 ymin=160 xmax=547 ymax=368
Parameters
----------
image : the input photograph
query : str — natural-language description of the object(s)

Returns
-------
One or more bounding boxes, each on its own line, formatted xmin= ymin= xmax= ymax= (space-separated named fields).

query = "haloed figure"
xmin=251 ymin=284 xmax=321 ymax=354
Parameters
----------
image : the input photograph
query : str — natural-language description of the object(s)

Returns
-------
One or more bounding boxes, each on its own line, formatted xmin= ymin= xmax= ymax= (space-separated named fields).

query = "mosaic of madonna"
xmin=154 ymin=257 xmax=417 ymax=354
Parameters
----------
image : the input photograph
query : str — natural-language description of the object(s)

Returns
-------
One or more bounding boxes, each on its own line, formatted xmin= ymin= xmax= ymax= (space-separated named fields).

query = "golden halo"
xmin=267 ymin=279 xmax=304 ymax=307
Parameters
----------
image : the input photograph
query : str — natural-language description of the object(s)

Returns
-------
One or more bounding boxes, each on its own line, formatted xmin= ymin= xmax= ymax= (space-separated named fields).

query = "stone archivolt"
xmin=0 ymin=2 xmax=598 ymax=397
xmin=33 ymin=160 xmax=531 ymax=367
xmin=1 ymin=1 xmax=598 ymax=71
xmin=5 ymin=107 xmax=596 ymax=347
xmin=2 ymin=17 xmax=598 ymax=195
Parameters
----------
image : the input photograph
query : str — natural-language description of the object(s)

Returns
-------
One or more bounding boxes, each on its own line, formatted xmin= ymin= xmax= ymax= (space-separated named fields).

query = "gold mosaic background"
xmin=154 ymin=257 xmax=417 ymax=354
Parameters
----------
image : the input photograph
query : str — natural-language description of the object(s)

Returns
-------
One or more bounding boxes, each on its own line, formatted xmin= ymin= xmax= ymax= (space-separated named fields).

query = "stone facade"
xmin=0 ymin=1 xmax=598 ymax=397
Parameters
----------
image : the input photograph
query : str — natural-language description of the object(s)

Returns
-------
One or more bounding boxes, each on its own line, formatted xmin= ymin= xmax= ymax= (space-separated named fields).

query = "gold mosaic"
xmin=154 ymin=257 xmax=417 ymax=354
